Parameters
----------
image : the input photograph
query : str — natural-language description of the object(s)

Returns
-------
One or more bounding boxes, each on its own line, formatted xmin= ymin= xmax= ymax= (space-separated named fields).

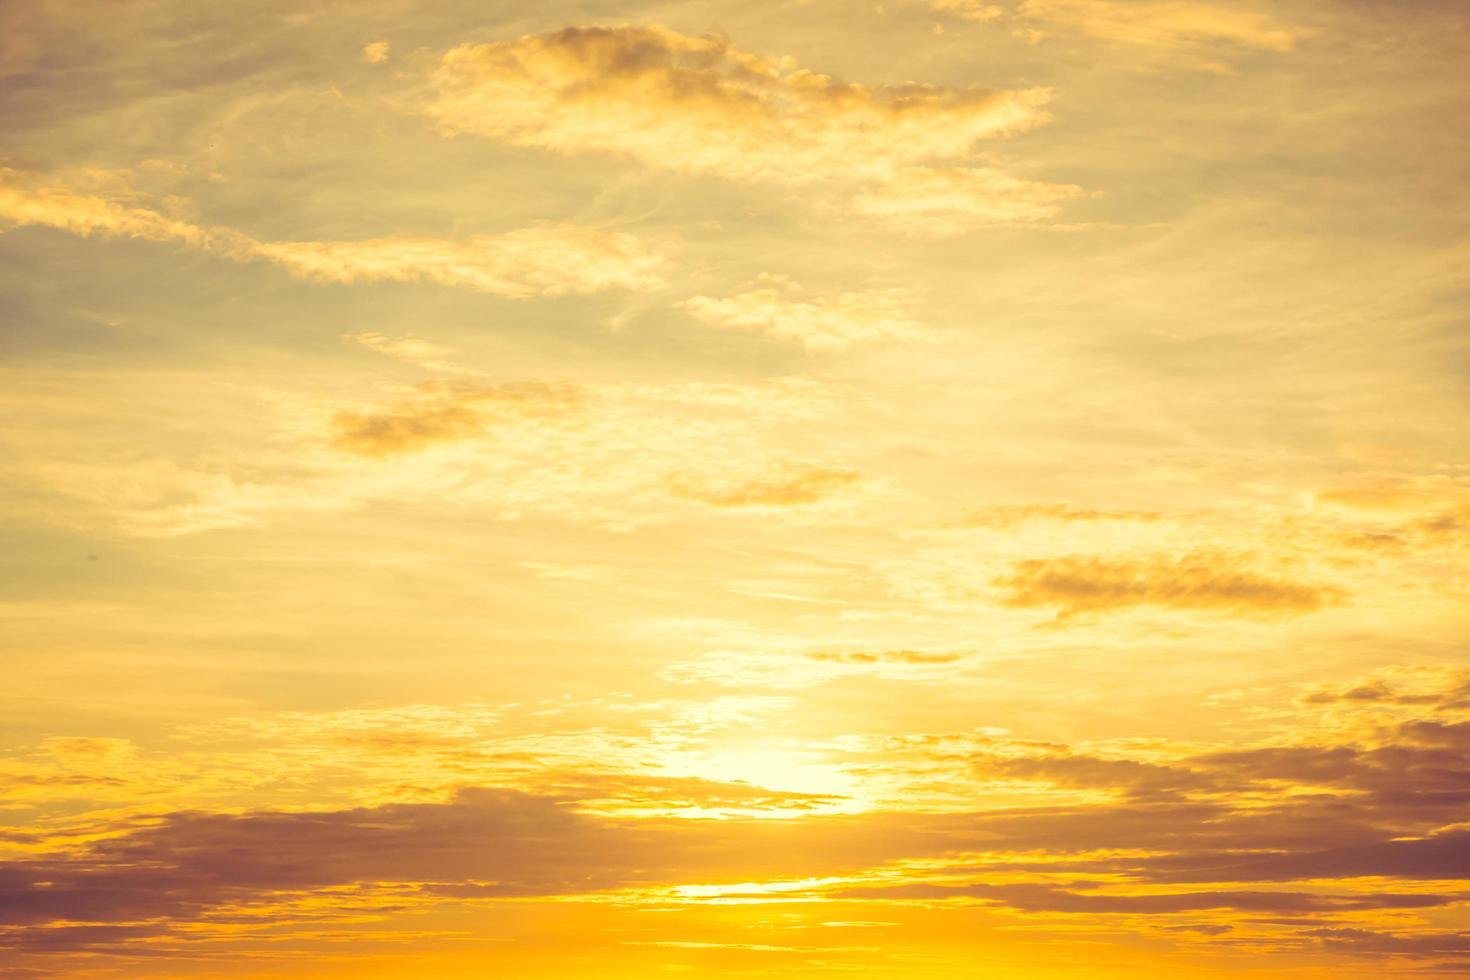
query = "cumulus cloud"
xmin=427 ymin=26 xmax=1048 ymax=183
xmin=0 ymin=171 xmax=668 ymax=299
xmin=680 ymin=276 xmax=944 ymax=350
xmin=663 ymin=462 xmax=859 ymax=507
xmin=425 ymin=26 xmax=1077 ymax=233
xmin=995 ymin=553 xmax=1344 ymax=619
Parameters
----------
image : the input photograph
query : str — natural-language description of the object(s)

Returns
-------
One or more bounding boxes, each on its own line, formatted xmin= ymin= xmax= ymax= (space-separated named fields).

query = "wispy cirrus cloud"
xmin=0 ymin=170 xmax=668 ymax=298
xmin=948 ymin=503 xmax=1167 ymax=529
xmin=1015 ymin=0 xmax=1297 ymax=56
xmin=846 ymin=165 xmax=1088 ymax=235
xmin=679 ymin=276 xmax=945 ymax=351
xmin=926 ymin=0 xmax=1298 ymax=70
xmin=663 ymin=462 xmax=860 ymax=508
xmin=254 ymin=225 xmax=667 ymax=298
xmin=662 ymin=648 xmax=968 ymax=689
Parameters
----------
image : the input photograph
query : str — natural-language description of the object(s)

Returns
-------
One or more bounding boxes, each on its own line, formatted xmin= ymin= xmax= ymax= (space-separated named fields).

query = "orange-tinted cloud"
xmin=0 ymin=171 xmax=667 ymax=298
xmin=996 ymin=554 xmax=1344 ymax=619
xmin=664 ymin=463 xmax=860 ymax=507
xmin=680 ymin=276 xmax=944 ymax=351
xmin=807 ymin=650 xmax=963 ymax=665
xmin=427 ymin=26 xmax=1048 ymax=183
xmin=951 ymin=503 xmax=1165 ymax=528
xmin=425 ymin=26 xmax=1079 ymax=233
xmin=1016 ymin=0 xmax=1297 ymax=60
xmin=254 ymin=225 xmax=667 ymax=298
xmin=330 ymin=381 xmax=584 ymax=457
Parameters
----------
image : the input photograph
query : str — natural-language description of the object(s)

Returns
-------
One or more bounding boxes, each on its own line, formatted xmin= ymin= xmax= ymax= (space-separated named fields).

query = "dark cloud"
xmin=1305 ymin=927 xmax=1470 ymax=963
xmin=838 ymin=881 xmax=1460 ymax=914
xmin=7 ymin=710 xmax=1470 ymax=964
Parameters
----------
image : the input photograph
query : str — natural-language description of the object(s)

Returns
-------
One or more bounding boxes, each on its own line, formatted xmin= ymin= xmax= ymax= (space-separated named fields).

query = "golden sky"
xmin=2 ymin=1 xmax=1469 ymax=976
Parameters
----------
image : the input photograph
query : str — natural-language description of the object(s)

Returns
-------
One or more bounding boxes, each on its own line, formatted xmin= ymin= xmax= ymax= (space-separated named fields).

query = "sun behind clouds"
xmin=1 ymin=1 xmax=1468 ymax=978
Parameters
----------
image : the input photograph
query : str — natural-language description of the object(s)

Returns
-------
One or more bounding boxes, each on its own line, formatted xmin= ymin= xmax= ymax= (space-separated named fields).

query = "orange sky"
xmin=2 ymin=1 xmax=1470 ymax=977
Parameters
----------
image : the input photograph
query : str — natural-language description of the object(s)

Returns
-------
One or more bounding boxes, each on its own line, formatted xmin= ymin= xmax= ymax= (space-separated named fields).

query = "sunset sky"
xmin=2 ymin=1 xmax=1470 ymax=976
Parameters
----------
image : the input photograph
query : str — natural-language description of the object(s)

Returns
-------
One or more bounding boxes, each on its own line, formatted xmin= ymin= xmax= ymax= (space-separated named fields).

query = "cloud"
xmin=330 ymin=381 xmax=584 ymax=457
xmin=995 ymin=553 xmax=1344 ymax=619
xmin=1306 ymin=927 xmax=1470 ymax=963
xmin=0 ymin=788 xmax=945 ymax=952
xmin=663 ymin=462 xmax=859 ymax=507
xmin=425 ymin=26 xmax=1077 ymax=232
xmin=930 ymin=1 xmax=1005 ymax=22
xmin=9 ymin=684 xmax=1470 ymax=961
xmin=1015 ymin=0 xmax=1296 ymax=61
xmin=1300 ymin=670 xmax=1470 ymax=710
xmin=345 ymin=332 xmax=466 ymax=374
xmin=662 ymin=648 xmax=967 ymax=689
xmin=807 ymin=650 xmax=963 ymax=665
xmin=679 ymin=276 xmax=944 ymax=351
xmin=427 ymin=26 xmax=1049 ymax=184
xmin=845 ymin=165 xmax=1088 ymax=236
xmin=253 ymin=225 xmax=668 ymax=298
xmin=839 ymin=881 xmax=1459 ymax=915
xmin=362 ymin=41 xmax=390 ymax=64
xmin=949 ymin=503 xmax=1165 ymax=529
xmin=0 ymin=168 xmax=224 ymax=247
xmin=1317 ymin=478 xmax=1470 ymax=555
xmin=0 ymin=170 xmax=668 ymax=299
xmin=0 ymin=790 xmax=626 ymax=936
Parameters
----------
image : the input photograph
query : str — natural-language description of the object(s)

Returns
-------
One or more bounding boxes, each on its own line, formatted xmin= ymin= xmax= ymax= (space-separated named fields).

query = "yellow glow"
xmin=2 ymin=1 xmax=1467 ymax=977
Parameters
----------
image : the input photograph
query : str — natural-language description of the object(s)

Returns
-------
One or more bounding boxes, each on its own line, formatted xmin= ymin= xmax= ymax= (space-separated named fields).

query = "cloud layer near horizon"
xmin=2 ymin=0 xmax=1468 ymax=977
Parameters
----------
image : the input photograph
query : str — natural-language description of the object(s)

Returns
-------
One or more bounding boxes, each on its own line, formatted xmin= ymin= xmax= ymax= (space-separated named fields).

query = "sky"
xmin=1 ymin=0 xmax=1469 ymax=976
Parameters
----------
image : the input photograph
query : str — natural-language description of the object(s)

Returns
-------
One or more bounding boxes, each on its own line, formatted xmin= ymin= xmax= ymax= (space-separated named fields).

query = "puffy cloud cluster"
xmin=427 ymin=26 xmax=1076 ymax=234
